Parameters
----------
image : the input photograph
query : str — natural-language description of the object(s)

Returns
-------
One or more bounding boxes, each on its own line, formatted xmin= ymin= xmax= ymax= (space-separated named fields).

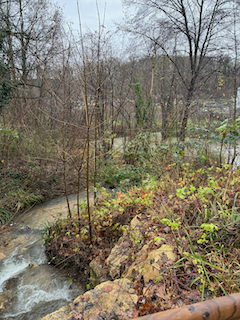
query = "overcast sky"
xmin=56 ymin=0 xmax=124 ymax=33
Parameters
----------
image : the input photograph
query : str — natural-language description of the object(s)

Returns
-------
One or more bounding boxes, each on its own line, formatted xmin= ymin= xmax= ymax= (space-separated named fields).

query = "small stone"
xmin=0 ymin=252 xmax=6 ymax=260
xmin=32 ymin=264 xmax=38 ymax=268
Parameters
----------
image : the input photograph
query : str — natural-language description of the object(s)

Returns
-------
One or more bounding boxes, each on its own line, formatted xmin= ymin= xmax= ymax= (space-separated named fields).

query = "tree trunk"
xmin=231 ymin=0 xmax=238 ymax=166
xmin=19 ymin=0 xmax=27 ymax=82
xmin=180 ymin=82 xmax=195 ymax=141
xmin=161 ymin=104 xmax=169 ymax=141
xmin=5 ymin=0 xmax=15 ymax=80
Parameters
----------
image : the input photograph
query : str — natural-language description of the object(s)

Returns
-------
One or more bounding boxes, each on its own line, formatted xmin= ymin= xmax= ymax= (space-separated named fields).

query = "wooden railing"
xmin=135 ymin=293 xmax=240 ymax=320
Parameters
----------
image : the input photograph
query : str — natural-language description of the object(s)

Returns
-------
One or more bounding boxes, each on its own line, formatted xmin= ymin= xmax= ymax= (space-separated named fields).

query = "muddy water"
xmin=13 ymin=193 xmax=90 ymax=230
xmin=0 ymin=192 xmax=92 ymax=320
xmin=113 ymin=133 xmax=240 ymax=168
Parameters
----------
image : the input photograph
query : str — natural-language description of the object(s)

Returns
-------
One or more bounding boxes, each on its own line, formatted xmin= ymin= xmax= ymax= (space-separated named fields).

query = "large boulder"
xmin=90 ymin=214 xmax=177 ymax=287
xmin=106 ymin=215 xmax=146 ymax=279
xmin=41 ymin=278 xmax=138 ymax=320
xmin=126 ymin=242 xmax=177 ymax=284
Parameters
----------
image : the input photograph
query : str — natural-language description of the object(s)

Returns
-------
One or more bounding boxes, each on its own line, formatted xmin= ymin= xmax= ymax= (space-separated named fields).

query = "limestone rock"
xmin=106 ymin=239 xmax=130 ymax=279
xmin=129 ymin=215 xmax=145 ymax=241
xmin=41 ymin=278 xmax=138 ymax=320
xmin=40 ymin=305 xmax=71 ymax=320
xmin=106 ymin=215 xmax=145 ymax=279
xmin=126 ymin=243 xmax=177 ymax=284
xmin=89 ymin=257 xmax=110 ymax=287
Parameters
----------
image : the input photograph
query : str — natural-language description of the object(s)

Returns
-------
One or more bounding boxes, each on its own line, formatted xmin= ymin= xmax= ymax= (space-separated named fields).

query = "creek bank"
xmin=42 ymin=214 xmax=179 ymax=320
xmin=41 ymin=190 xmax=199 ymax=320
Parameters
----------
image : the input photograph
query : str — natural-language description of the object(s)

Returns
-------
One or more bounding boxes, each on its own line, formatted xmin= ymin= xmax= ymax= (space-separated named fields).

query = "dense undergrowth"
xmin=42 ymin=151 xmax=240 ymax=315
xmin=0 ymin=161 xmax=65 ymax=226
xmin=97 ymin=132 xmax=217 ymax=193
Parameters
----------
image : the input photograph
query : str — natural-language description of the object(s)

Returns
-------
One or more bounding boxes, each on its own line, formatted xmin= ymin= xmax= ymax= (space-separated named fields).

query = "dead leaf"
xmin=156 ymin=286 xmax=169 ymax=301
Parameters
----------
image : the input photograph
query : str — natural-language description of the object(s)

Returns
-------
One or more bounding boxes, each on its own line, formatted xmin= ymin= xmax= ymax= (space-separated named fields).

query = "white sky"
xmin=56 ymin=0 xmax=124 ymax=33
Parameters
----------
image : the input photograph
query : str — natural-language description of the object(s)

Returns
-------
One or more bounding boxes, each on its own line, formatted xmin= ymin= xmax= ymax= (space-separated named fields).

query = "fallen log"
xmin=135 ymin=292 xmax=240 ymax=320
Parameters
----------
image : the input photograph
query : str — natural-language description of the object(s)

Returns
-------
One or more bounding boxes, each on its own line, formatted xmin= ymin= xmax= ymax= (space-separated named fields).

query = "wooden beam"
xmin=135 ymin=293 xmax=240 ymax=320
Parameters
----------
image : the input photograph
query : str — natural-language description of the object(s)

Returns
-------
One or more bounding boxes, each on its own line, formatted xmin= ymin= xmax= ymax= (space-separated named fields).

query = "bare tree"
xmin=0 ymin=0 xmax=62 ymax=83
xmin=122 ymin=0 xmax=232 ymax=140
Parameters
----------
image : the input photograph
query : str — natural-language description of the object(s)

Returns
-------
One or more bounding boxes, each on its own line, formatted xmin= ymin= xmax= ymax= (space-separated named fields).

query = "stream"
xmin=0 ymin=193 xmax=91 ymax=320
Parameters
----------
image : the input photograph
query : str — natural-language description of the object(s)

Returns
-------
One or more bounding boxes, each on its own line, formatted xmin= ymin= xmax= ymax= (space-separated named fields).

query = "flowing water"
xmin=0 ymin=192 xmax=91 ymax=320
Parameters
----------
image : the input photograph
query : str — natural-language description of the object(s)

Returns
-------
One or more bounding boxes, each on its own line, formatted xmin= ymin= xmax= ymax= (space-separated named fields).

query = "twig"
xmin=0 ymin=203 xmax=35 ymax=233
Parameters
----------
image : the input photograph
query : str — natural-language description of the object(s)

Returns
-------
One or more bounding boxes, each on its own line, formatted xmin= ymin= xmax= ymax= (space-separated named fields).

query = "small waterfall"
xmin=0 ymin=205 xmax=86 ymax=320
